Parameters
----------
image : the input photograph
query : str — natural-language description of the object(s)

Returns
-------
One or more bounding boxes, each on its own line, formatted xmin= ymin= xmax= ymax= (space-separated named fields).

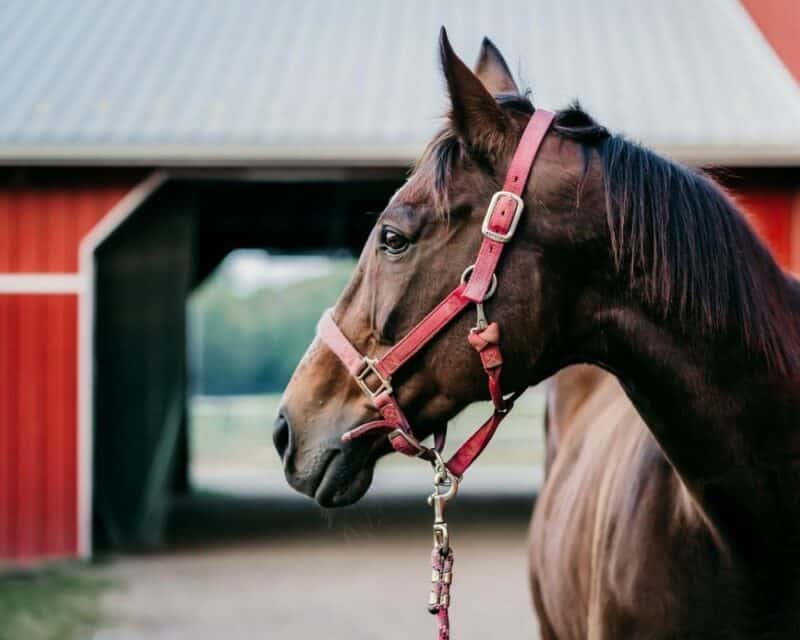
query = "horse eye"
xmin=379 ymin=226 xmax=410 ymax=255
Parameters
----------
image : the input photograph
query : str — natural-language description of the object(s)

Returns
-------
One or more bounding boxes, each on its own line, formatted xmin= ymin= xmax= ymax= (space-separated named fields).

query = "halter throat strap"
xmin=317 ymin=109 xmax=554 ymax=477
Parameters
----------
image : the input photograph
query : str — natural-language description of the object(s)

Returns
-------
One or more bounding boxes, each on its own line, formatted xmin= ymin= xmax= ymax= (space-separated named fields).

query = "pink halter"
xmin=317 ymin=109 xmax=554 ymax=478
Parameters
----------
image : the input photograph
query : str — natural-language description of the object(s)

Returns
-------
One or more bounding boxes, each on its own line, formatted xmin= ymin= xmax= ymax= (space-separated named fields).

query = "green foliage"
xmin=189 ymin=257 xmax=356 ymax=395
xmin=0 ymin=566 xmax=110 ymax=640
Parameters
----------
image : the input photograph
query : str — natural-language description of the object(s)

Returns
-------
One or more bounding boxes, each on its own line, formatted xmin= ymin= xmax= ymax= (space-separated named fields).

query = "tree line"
xmin=189 ymin=258 xmax=355 ymax=395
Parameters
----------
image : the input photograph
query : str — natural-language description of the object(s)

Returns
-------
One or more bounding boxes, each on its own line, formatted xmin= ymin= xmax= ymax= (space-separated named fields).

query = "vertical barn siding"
xmin=0 ymin=184 xmax=129 ymax=562
xmin=736 ymin=188 xmax=794 ymax=268
xmin=0 ymin=187 xmax=127 ymax=273
xmin=0 ymin=295 xmax=78 ymax=562
xmin=0 ymin=296 xmax=10 ymax=557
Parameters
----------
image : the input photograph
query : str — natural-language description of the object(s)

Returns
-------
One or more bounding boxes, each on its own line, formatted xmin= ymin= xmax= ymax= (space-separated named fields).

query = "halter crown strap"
xmin=463 ymin=110 xmax=554 ymax=302
xmin=317 ymin=109 xmax=554 ymax=476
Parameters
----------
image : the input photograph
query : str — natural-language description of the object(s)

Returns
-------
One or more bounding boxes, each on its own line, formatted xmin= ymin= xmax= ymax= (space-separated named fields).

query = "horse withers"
xmin=275 ymin=29 xmax=800 ymax=638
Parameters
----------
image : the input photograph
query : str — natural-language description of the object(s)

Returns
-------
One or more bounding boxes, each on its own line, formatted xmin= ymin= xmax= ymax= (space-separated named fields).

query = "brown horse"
xmin=275 ymin=30 xmax=800 ymax=638
xmin=535 ymin=365 xmax=695 ymax=638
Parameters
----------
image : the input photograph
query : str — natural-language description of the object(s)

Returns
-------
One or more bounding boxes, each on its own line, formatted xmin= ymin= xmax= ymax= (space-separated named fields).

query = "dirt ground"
xmin=92 ymin=492 xmax=540 ymax=639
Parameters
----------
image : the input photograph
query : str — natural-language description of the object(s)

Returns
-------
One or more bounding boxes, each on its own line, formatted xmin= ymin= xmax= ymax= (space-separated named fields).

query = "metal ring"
xmin=431 ymin=449 xmax=447 ymax=473
xmin=460 ymin=265 xmax=498 ymax=300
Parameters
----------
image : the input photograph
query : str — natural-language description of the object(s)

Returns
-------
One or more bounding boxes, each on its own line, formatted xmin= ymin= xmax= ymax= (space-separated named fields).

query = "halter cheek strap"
xmin=317 ymin=109 xmax=554 ymax=478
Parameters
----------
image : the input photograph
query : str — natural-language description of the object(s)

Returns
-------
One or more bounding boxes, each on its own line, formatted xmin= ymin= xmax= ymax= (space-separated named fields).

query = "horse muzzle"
xmin=273 ymin=409 xmax=379 ymax=507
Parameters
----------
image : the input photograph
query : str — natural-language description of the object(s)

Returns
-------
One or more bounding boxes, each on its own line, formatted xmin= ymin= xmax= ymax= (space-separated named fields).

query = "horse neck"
xmin=562 ymin=185 xmax=800 ymax=550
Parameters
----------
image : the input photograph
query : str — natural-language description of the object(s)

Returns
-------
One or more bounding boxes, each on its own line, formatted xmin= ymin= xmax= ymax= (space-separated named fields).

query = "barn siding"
xmin=0 ymin=294 xmax=78 ymax=562
xmin=0 ymin=184 xmax=129 ymax=563
xmin=0 ymin=187 xmax=127 ymax=273
xmin=736 ymin=188 xmax=795 ymax=268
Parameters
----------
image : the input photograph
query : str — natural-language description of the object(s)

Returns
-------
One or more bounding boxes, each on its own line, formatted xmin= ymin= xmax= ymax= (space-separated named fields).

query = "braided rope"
xmin=430 ymin=547 xmax=454 ymax=640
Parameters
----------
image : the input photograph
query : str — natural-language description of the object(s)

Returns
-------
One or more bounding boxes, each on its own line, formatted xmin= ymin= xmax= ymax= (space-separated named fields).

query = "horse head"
xmin=275 ymin=29 xmax=609 ymax=506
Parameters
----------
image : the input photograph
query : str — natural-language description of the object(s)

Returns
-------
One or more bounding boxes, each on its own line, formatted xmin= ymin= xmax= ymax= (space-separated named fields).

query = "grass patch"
xmin=0 ymin=565 xmax=111 ymax=640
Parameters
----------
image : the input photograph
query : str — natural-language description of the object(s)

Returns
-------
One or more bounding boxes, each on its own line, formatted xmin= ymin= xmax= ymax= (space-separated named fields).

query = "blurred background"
xmin=0 ymin=1 xmax=798 ymax=638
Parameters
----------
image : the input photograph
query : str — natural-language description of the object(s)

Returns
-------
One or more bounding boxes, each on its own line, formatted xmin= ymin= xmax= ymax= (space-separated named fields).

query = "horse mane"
xmin=421 ymin=96 xmax=800 ymax=376
xmin=562 ymin=108 xmax=799 ymax=377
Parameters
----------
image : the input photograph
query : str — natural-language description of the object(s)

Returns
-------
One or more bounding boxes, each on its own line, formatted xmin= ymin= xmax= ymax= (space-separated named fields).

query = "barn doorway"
xmin=90 ymin=175 xmax=400 ymax=550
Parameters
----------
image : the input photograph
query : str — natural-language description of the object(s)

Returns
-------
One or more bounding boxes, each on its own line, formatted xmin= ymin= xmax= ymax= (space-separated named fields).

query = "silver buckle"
xmin=355 ymin=357 xmax=392 ymax=399
xmin=481 ymin=191 xmax=524 ymax=243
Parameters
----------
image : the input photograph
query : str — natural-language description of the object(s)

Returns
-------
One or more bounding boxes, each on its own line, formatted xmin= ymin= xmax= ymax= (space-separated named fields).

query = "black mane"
xmin=425 ymin=97 xmax=800 ymax=375
xmin=560 ymin=106 xmax=799 ymax=376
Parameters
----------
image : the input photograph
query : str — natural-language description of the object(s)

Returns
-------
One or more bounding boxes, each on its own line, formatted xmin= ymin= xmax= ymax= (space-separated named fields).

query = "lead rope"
xmin=427 ymin=452 xmax=458 ymax=640
xmin=423 ymin=300 xmax=516 ymax=640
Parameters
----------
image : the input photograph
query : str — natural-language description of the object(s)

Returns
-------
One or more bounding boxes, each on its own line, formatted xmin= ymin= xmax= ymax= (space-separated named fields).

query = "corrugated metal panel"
xmin=0 ymin=294 xmax=78 ymax=562
xmin=0 ymin=0 xmax=797 ymax=165
xmin=0 ymin=187 xmax=127 ymax=273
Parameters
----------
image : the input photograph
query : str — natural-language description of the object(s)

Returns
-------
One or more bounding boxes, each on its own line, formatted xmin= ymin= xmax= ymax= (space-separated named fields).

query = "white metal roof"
xmin=0 ymin=0 xmax=798 ymax=166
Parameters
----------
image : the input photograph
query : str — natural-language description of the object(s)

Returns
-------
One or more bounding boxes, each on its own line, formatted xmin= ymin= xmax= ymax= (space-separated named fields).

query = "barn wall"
xmin=0 ymin=184 xmax=129 ymax=563
xmin=0 ymin=295 xmax=77 ymax=562
xmin=734 ymin=0 xmax=800 ymax=265
xmin=733 ymin=183 xmax=800 ymax=275
xmin=0 ymin=187 xmax=128 ymax=272
xmin=737 ymin=188 xmax=794 ymax=267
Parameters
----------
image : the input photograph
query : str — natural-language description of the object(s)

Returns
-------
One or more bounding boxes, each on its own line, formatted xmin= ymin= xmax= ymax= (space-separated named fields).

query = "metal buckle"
xmin=355 ymin=357 xmax=392 ymax=399
xmin=481 ymin=190 xmax=524 ymax=243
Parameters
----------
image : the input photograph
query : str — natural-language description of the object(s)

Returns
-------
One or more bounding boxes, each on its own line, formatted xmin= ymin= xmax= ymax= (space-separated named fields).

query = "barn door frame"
xmin=77 ymin=172 xmax=167 ymax=557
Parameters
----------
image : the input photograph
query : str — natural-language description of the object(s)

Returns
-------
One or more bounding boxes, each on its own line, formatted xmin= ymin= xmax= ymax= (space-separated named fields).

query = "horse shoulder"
xmin=544 ymin=365 xmax=611 ymax=471
xmin=532 ymin=367 xmax=735 ymax=638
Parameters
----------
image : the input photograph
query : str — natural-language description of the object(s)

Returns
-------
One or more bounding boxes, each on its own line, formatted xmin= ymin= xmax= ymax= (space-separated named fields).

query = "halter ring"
xmin=460 ymin=265 xmax=498 ymax=301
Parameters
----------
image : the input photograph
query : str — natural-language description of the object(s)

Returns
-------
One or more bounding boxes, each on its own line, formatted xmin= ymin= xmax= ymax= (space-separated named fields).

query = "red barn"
xmin=1 ymin=1 xmax=799 ymax=564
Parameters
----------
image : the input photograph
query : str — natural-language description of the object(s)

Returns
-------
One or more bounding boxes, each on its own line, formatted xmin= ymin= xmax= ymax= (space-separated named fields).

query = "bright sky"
xmin=219 ymin=249 xmax=336 ymax=296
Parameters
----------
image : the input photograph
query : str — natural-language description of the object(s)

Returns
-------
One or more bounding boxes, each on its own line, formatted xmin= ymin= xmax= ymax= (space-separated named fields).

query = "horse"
xmin=535 ymin=364 xmax=685 ymax=638
xmin=275 ymin=29 xmax=800 ymax=638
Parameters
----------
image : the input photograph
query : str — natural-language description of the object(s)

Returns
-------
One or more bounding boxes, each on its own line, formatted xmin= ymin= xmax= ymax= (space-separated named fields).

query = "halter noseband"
xmin=317 ymin=109 xmax=554 ymax=478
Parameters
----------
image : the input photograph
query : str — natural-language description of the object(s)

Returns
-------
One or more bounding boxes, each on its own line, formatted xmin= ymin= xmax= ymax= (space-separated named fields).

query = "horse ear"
xmin=439 ymin=27 xmax=511 ymax=158
xmin=474 ymin=37 xmax=519 ymax=96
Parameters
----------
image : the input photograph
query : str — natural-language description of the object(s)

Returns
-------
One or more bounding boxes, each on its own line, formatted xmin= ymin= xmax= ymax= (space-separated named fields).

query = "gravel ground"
xmin=92 ymin=493 xmax=540 ymax=640
xmin=93 ymin=388 xmax=545 ymax=640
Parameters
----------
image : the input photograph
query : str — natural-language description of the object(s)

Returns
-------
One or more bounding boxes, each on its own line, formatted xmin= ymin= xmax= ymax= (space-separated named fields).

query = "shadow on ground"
xmin=165 ymin=490 xmax=537 ymax=548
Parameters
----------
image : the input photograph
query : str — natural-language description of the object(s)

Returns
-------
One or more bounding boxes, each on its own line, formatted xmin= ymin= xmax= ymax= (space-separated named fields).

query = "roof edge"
xmin=0 ymin=143 xmax=797 ymax=168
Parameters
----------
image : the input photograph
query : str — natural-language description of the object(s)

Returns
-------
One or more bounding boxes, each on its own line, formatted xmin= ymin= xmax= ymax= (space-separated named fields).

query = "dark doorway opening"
xmin=91 ymin=175 xmax=400 ymax=550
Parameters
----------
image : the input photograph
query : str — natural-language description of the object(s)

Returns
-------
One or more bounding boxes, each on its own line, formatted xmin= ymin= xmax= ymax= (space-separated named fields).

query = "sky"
xmin=218 ymin=249 xmax=338 ymax=296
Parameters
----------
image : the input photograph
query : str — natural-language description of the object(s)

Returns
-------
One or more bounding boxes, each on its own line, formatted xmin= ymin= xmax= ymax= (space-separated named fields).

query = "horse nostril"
xmin=273 ymin=411 xmax=291 ymax=460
